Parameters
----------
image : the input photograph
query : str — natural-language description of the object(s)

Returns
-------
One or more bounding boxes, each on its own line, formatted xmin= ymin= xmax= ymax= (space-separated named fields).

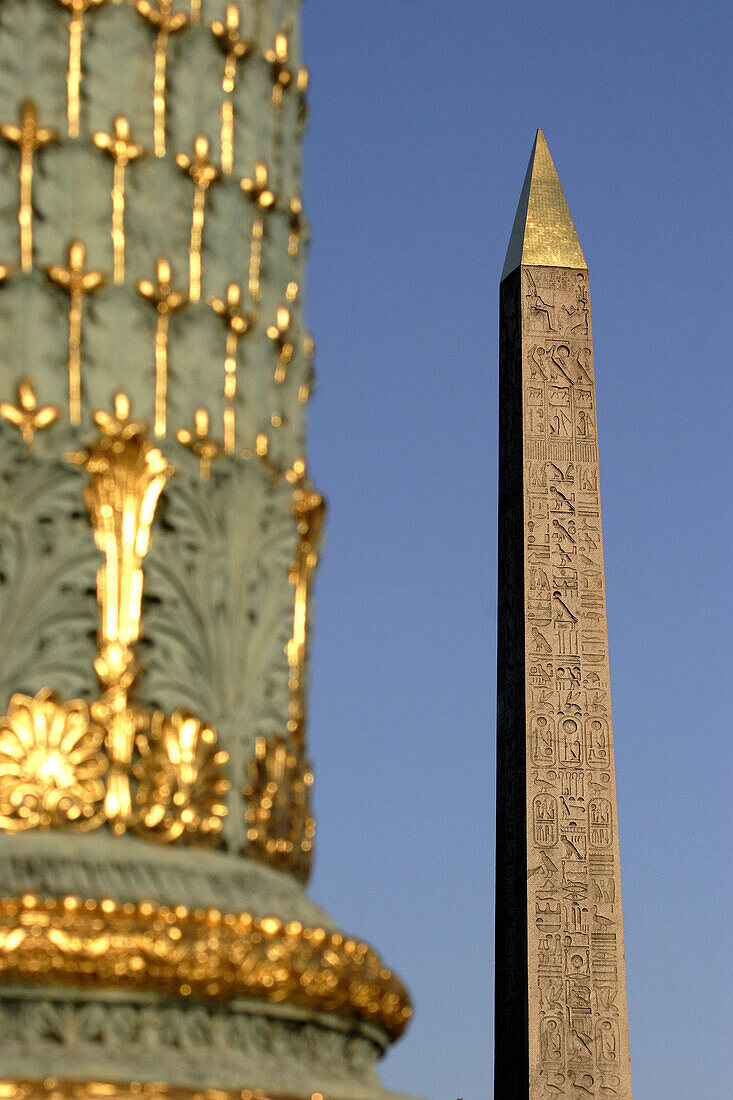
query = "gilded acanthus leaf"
xmin=135 ymin=708 xmax=229 ymax=843
xmin=243 ymin=733 xmax=314 ymax=883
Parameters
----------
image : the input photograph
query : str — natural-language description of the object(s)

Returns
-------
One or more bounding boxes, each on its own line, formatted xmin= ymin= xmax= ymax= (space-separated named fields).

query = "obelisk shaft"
xmin=496 ymin=133 xmax=632 ymax=1099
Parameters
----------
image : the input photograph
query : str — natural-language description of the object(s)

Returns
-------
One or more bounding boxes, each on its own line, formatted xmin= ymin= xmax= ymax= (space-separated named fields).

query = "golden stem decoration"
xmin=0 ymin=101 xmax=57 ymax=273
xmin=93 ymin=116 xmax=146 ymax=285
xmin=211 ymin=3 xmax=253 ymax=175
xmin=45 ymin=241 xmax=105 ymax=425
xmin=206 ymin=282 xmax=256 ymax=452
xmin=0 ymin=379 xmax=59 ymax=445
xmin=137 ymin=257 xmax=188 ymax=437
xmin=240 ymin=161 xmax=275 ymax=302
xmin=267 ymin=302 xmax=295 ymax=385
xmin=286 ymin=482 xmax=325 ymax=750
xmin=177 ymin=407 xmax=222 ymax=480
xmin=67 ymin=393 xmax=174 ymax=833
xmin=189 ymin=0 xmax=202 ymax=24
xmin=135 ymin=0 xmax=189 ymax=158
xmin=176 ymin=135 xmax=221 ymax=303
xmin=52 ymin=0 xmax=109 ymax=138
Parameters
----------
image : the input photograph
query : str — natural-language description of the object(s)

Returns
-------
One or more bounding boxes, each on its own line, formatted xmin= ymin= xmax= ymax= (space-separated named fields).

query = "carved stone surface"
xmin=0 ymin=832 xmax=333 ymax=925
xmin=496 ymin=133 xmax=632 ymax=1099
xmin=0 ymin=988 xmax=415 ymax=1098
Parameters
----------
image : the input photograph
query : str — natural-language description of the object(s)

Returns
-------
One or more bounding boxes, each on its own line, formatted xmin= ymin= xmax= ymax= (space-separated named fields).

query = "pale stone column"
xmin=0 ymin=2 xmax=414 ymax=1094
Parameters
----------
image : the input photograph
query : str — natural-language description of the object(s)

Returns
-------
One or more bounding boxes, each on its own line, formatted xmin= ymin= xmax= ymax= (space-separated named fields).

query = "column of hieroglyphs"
xmin=496 ymin=130 xmax=633 ymax=1100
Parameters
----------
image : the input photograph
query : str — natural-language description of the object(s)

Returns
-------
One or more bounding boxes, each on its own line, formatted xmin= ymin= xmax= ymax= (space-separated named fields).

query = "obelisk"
xmin=495 ymin=130 xmax=632 ymax=1099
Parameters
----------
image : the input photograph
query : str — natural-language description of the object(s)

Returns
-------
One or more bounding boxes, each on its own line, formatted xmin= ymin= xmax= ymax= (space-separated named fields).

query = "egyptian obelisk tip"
xmin=501 ymin=128 xmax=587 ymax=280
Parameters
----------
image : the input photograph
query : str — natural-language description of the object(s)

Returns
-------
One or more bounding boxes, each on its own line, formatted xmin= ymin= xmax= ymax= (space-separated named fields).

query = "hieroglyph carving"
xmin=521 ymin=266 xmax=632 ymax=1099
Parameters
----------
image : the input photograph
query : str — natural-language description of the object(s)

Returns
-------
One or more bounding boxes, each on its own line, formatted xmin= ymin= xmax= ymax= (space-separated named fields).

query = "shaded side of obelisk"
xmin=495 ymin=130 xmax=633 ymax=1099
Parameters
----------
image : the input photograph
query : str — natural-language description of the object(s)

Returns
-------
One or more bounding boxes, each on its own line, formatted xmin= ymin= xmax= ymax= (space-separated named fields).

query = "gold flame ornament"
xmin=176 ymin=407 xmax=222 ymax=480
xmin=176 ymin=135 xmax=221 ymax=302
xmin=0 ymin=689 xmax=107 ymax=832
xmin=0 ymin=101 xmax=57 ymax=273
xmin=240 ymin=161 xmax=275 ymax=302
xmin=93 ymin=116 xmax=146 ymax=285
xmin=0 ymin=379 xmax=59 ymax=446
xmin=135 ymin=0 xmax=189 ymax=158
xmin=211 ymin=3 xmax=253 ymax=175
xmin=52 ymin=0 xmax=110 ymax=138
xmin=67 ymin=393 xmax=174 ymax=833
xmin=137 ymin=257 xmax=188 ymax=437
xmin=135 ymin=709 xmax=229 ymax=843
xmin=207 ymin=281 xmax=256 ymax=452
xmin=45 ymin=240 xmax=106 ymax=425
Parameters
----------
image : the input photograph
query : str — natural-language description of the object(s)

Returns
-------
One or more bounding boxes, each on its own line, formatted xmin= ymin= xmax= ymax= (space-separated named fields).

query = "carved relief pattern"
xmin=521 ymin=267 xmax=632 ymax=1099
xmin=0 ymin=990 xmax=384 ymax=1094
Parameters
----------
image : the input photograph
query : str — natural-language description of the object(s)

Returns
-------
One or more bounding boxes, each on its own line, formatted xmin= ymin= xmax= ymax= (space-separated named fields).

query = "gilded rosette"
xmin=0 ymin=689 xmax=106 ymax=831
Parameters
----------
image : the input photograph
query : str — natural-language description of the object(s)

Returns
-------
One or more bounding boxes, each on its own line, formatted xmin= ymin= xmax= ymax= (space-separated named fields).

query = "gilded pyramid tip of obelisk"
xmin=501 ymin=128 xmax=587 ymax=280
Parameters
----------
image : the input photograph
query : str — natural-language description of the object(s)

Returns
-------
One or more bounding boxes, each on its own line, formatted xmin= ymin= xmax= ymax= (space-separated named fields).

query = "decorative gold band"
xmin=0 ymin=1082 xmax=325 ymax=1100
xmin=0 ymin=894 xmax=411 ymax=1041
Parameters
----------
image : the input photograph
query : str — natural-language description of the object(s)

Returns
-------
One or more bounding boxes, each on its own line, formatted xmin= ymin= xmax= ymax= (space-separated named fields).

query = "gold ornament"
xmin=67 ymin=393 xmax=174 ymax=832
xmin=176 ymin=407 xmax=222 ymax=480
xmin=0 ymin=1082 xmax=317 ymax=1100
xmin=267 ymin=304 xmax=295 ymax=385
xmin=240 ymin=161 xmax=275 ymax=302
xmin=287 ymin=195 xmax=304 ymax=257
xmin=286 ymin=484 xmax=325 ymax=747
xmin=135 ymin=0 xmax=189 ymax=157
xmin=211 ymin=3 xmax=254 ymax=175
xmin=207 ymin=281 xmax=256 ymax=452
xmin=135 ymin=709 xmax=229 ymax=843
xmin=0 ymin=379 xmax=59 ymax=445
xmin=0 ymin=894 xmax=412 ymax=1040
xmin=137 ymin=256 xmax=188 ymax=437
xmin=243 ymin=734 xmax=314 ymax=882
xmin=0 ymin=689 xmax=106 ymax=832
xmin=175 ymin=135 xmax=221 ymax=303
xmin=45 ymin=240 xmax=106 ymax=425
xmin=52 ymin=0 xmax=109 ymax=137
xmin=0 ymin=101 xmax=57 ymax=273
xmin=93 ymin=116 xmax=146 ymax=285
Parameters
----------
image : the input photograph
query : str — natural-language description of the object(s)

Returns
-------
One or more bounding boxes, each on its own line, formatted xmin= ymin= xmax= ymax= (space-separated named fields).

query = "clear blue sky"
xmin=301 ymin=3 xmax=731 ymax=1097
